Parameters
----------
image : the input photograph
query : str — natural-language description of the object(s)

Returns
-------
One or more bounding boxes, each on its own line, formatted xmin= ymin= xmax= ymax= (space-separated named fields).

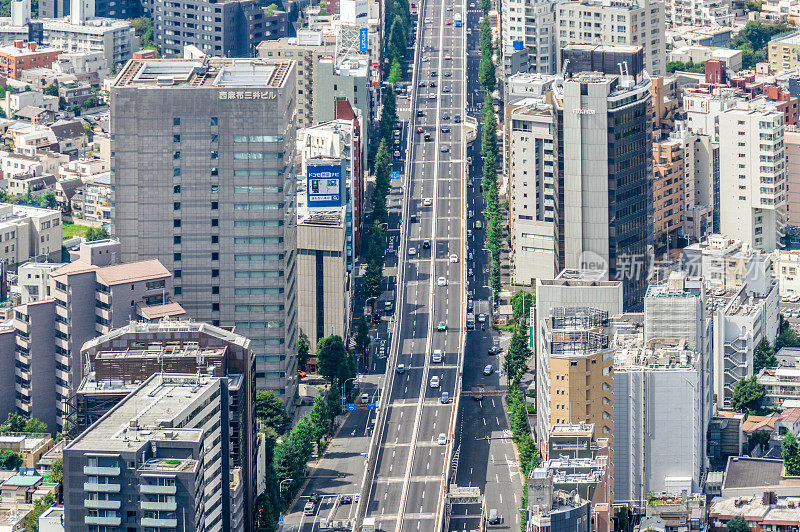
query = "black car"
xmin=340 ymin=495 xmax=353 ymax=505
xmin=417 ymin=110 xmax=424 ymax=117
xmin=441 ymin=126 xmax=451 ymax=133
xmin=444 ymin=71 xmax=452 ymax=77
xmin=422 ymin=240 xmax=431 ymax=249
xmin=431 ymin=70 xmax=437 ymax=77
xmin=454 ymin=114 xmax=461 ymax=123
xmin=488 ymin=346 xmax=502 ymax=355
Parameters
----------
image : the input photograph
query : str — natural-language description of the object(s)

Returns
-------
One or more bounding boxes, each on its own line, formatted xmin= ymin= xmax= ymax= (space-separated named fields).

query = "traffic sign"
xmin=366 ymin=402 xmax=378 ymax=410
xmin=346 ymin=403 xmax=357 ymax=411
xmin=390 ymin=171 xmax=402 ymax=180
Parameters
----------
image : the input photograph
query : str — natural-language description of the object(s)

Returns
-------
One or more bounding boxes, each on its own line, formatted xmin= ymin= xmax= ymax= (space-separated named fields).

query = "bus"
xmin=454 ymin=13 xmax=462 ymax=26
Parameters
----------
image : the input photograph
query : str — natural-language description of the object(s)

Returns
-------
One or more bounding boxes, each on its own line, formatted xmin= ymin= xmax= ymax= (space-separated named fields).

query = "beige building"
xmin=0 ymin=433 xmax=53 ymax=469
xmin=785 ymin=126 xmax=800 ymax=230
xmin=295 ymin=193 xmax=349 ymax=353
xmin=653 ymin=137 xmax=685 ymax=250
xmin=769 ymin=32 xmax=800 ymax=73
xmin=0 ymin=203 xmax=61 ymax=268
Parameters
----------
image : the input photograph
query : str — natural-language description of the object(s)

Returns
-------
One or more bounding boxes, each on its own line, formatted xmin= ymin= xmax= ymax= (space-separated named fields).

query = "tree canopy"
xmin=727 ymin=516 xmax=750 ymax=532
xmin=730 ymin=376 xmax=765 ymax=413
xmin=255 ymin=390 xmax=291 ymax=435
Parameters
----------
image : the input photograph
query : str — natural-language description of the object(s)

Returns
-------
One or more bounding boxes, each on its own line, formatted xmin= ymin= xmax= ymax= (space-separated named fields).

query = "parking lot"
xmin=780 ymin=294 xmax=800 ymax=324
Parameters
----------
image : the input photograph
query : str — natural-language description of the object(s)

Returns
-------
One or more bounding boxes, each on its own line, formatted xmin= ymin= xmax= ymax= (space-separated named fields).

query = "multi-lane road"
xmin=362 ymin=0 xmax=467 ymax=528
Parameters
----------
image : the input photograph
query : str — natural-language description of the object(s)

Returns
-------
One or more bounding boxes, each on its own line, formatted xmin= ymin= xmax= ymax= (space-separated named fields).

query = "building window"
xmin=174 ymin=252 xmax=181 ymax=261
xmin=173 ymin=185 xmax=181 ymax=193
xmin=173 ymin=219 xmax=181 ymax=228
xmin=173 ymin=117 xmax=181 ymax=126
xmin=210 ymin=117 xmax=218 ymax=126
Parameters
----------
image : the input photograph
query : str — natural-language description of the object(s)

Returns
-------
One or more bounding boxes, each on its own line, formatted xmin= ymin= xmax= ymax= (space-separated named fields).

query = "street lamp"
xmin=279 ymin=478 xmax=293 ymax=492
xmin=342 ymin=376 xmax=358 ymax=405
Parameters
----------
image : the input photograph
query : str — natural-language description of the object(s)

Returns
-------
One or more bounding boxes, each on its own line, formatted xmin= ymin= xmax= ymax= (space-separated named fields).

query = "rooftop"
xmin=710 ymin=495 xmax=800 ymax=522
xmin=114 ymin=57 xmax=294 ymax=89
xmin=94 ymin=259 xmax=170 ymax=286
xmin=65 ymin=373 xmax=220 ymax=452
xmin=0 ymin=42 xmax=60 ymax=57
xmin=722 ymin=457 xmax=794 ymax=490
xmin=81 ymin=318 xmax=251 ymax=352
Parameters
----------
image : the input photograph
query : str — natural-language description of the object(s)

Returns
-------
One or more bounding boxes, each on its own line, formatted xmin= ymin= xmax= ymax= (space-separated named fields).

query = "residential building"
xmin=682 ymin=235 xmax=769 ymax=291
xmin=57 ymin=79 xmax=93 ymax=107
xmin=550 ymin=71 xmax=653 ymax=308
xmin=0 ymin=432 xmax=52 ymax=468
xmin=555 ymin=0 xmax=666 ymax=76
xmin=718 ymin=102 xmax=786 ymax=252
xmin=38 ymin=506 xmax=64 ymax=531
xmin=653 ymin=136 xmax=685 ymax=250
xmin=784 ymin=126 xmax=800 ymax=230
xmin=527 ymin=469 xmax=608 ymax=532
xmin=313 ymin=56 xmax=373 ymax=133
xmin=668 ymin=45 xmax=742 ymax=72
xmin=709 ymin=492 xmax=800 ymax=531
xmin=770 ymin=32 xmax=800 ymax=74
xmin=110 ymin=57 xmax=298 ymax=401
xmin=0 ymin=40 xmax=60 ymax=79
xmin=295 ymin=195 xmax=348 ymax=352
xmin=668 ymin=24 xmax=733 ymax=48
xmin=5 ymin=173 xmax=57 ymax=196
xmin=81 ymin=172 xmax=111 ymax=223
xmin=1 ymin=90 xmax=58 ymax=117
xmin=52 ymin=50 xmax=108 ymax=79
xmin=535 ymin=306 xmax=615 ymax=454
xmin=257 ymin=31 xmax=337 ymax=129
xmin=664 ymin=0 xmax=733 ymax=27
xmin=17 ymin=261 xmax=64 ymax=303
xmin=650 ymin=75 xmax=679 ymax=140
xmin=74 ymin=319 xmax=256 ymax=530
xmin=501 ymin=0 xmax=556 ymax=76
xmin=39 ymin=17 xmax=139 ymax=68
xmin=9 ymin=239 xmax=183 ymax=431
xmin=63 ymin=373 xmax=245 ymax=531
xmin=683 ymin=88 xmax=743 ymax=140
xmin=0 ymin=203 xmax=61 ymax=268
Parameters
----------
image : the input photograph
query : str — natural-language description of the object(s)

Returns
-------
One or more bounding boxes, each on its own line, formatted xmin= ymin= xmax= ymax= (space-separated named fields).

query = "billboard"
xmin=359 ymin=27 xmax=369 ymax=52
xmin=307 ymin=162 xmax=344 ymax=208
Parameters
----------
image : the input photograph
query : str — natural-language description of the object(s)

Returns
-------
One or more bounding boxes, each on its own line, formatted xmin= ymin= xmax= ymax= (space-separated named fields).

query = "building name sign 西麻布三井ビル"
xmin=572 ymin=108 xmax=596 ymax=115
xmin=219 ymin=91 xmax=277 ymax=100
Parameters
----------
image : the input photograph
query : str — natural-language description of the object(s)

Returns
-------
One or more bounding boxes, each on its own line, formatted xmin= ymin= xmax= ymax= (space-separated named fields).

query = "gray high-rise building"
xmin=110 ymin=57 xmax=298 ymax=403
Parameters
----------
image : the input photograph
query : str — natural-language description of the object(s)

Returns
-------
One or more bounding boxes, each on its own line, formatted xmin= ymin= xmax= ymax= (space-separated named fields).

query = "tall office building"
xmin=718 ymin=102 xmax=786 ymax=252
xmin=110 ymin=57 xmax=299 ymax=402
xmin=551 ymin=70 xmax=653 ymax=309
xmin=555 ymin=0 xmax=666 ymax=76
xmin=63 ymin=373 xmax=245 ymax=531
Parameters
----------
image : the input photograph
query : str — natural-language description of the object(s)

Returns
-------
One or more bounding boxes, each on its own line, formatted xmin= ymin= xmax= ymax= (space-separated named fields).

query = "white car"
xmin=437 ymin=433 xmax=447 ymax=445
xmin=424 ymin=17 xmax=432 ymax=23
xmin=437 ymin=276 xmax=447 ymax=286
xmin=477 ymin=313 xmax=486 ymax=323
xmin=432 ymin=349 xmax=443 ymax=363
xmin=430 ymin=376 xmax=440 ymax=388
xmin=422 ymin=55 xmax=430 ymax=62
xmin=409 ymin=247 xmax=417 ymax=256
xmin=424 ymin=198 xmax=433 ymax=206
xmin=449 ymin=254 xmax=458 ymax=263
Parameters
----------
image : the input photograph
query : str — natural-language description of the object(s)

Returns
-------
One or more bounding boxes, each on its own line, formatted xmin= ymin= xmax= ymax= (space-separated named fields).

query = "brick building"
xmin=0 ymin=41 xmax=61 ymax=80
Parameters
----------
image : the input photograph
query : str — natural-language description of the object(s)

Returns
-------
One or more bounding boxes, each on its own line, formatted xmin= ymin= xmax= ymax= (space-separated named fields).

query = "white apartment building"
xmin=683 ymin=88 xmax=743 ymax=140
xmin=501 ymin=0 xmax=556 ymax=75
xmin=0 ymin=203 xmax=61 ymax=267
xmin=770 ymin=249 xmax=800 ymax=295
xmin=555 ymin=0 xmax=666 ymax=76
xmin=509 ymin=99 xmax=559 ymax=283
xmin=718 ymin=102 xmax=786 ymax=252
xmin=664 ymin=0 xmax=733 ymax=27
xmin=758 ymin=365 xmax=800 ymax=406
xmin=17 ymin=261 xmax=64 ymax=303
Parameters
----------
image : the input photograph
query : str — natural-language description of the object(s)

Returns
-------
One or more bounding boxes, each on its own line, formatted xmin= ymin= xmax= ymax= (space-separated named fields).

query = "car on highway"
xmin=304 ymin=502 xmax=315 ymax=516
xmin=437 ymin=321 xmax=447 ymax=331
xmin=478 ymin=313 xmax=486 ymax=323
xmin=438 ymin=433 xmax=447 ymax=445
xmin=422 ymin=56 xmax=429 ymax=62
xmin=437 ymin=276 xmax=447 ymax=286
xmin=467 ymin=251 xmax=473 ymax=260
xmin=488 ymin=346 xmax=502 ymax=355
xmin=417 ymin=110 xmax=424 ymax=117
xmin=441 ymin=126 xmax=451 ymax=133
xmin=474 ymin=386 xmax=484 ymax=401
xmin=443 ymin=86 xmax=451 ymax=93
xmin=441 ymin=145 xmax=450 ymax=152
xmin=408 ymin=247 xmax=417 ymax=256
xmin=445 ymin=18 xmax=451 ymax=24
xmin=432 ymin=349 xmax=443 ymax=362
xmin=361 ymin=393 xmax=369 ymax=404
xmin=447 ymin=4 xmax=452 ymax=9
xmin=483 ymin=365 xmax=493 ymax=376
xmin=440 ymin=392 xmax=449 ymax=403
xmin=393 ymin=149 xmax=402 ymax=158
xmin=423 ymin=240 xmax=431 ymax=249
xmin=430 ymin=376 xmax=440 ymax=388
xmin=424 ymin=133 xmax=432 ymax=141
xmin=444 ymin=53 xmax=451 ymax=60
xmin=467 ymin=300 xmax=474 ymax=311
xmin=424 ymin=17 xmax=431 ymax=23
xmin=487 ymin=509 xmax=500 ymax=524
xmin=468 ymin=268 xmax=473 ymax=277
xmin=417 ymin=126 xmax=424 ymax=133
xmin=442 ymin=111 xmax=450 ymax=119
xmin=454 ymin=114 xmax=461 ymax=122
xmin=429 ymin=81 xmax=436 ymax=87
xmin=379 ymin=343 xmax=386 ymax=357
xmin=431 ymin=70 xmax=437 ymax=77
xmin=450 ymin=254 xmax=459 ymax=263
xmin=444 ymin=70 xmax=452 ymax=77
xmin=424 ymin=198 xmax=433 ymax=206
xmin=475 ymin=220 xmax=483 ymax=229
xmin=340 ymin=495 xmax=353 ymax=505
xmin=418 ymin=81 xmax=426 ymax=87
xmin=428 ymin=93 xmax=436 ymax=100
xmin=397 ymin=364 xmax=405 ymax=373
xmin=467 ymin=229 xmax=472 ymax=238
xmin=309 ymin=493 xmax=320 ymax=504
xmin=468 ymin=210 xmax=474 ymax=218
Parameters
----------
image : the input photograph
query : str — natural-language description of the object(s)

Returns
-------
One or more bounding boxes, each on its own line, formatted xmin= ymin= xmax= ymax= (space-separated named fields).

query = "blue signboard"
xmin=346 ymin=403 xmax=357 ymax=411
xmin=366 ymin=403 xmax=377 ymax=411
xmin=307 ymin=162 xmax=343 ymax=208
xmin=390 ymin=171 xmax=402 ymax=180
xmin=359 ymin=27 xmax=369 ymax=52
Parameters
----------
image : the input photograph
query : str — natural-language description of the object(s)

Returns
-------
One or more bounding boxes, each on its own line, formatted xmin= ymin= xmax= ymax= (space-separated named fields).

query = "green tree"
xmin=129 ymin=16 xmax=160 ymax=54
xmin=749 ymin=430 xmax=771 ymax=453
xmin=298 ymin=335 xmax=310 ymax=370
xmin=730 ymin=376 xmax=766 ymax=413
xmin=48 ymin=458 xmax=62 ymax=484
xmin=85 ymin=226 xmax=110 ymax=242
xmin=754 ymin=337 xmax=777 ymax=373
xmin=511 ymin=291 xmax=534 ymax=323
xmin=364 ymin=260 xmax=383 ymax=300
xmin=43 ymin=83 xmax=58 ymax=97
xmin=777 ymin=314 xmax=800 ymax=348
xmin=504 ymin=326 xmax=532 ymax=384
xmin=316 ymin=334 xmax=352 ymax=384
xmin=479 ymin=53 xmax=496 ymax=93
xmin=0 ymin=449 xmax=21 ymax=470
xmin=23 ymin=418 xmax=47 ymax=434
xmin=0 ymin=413 xmax=27 ymax=433
xmin=24 ymin=493 xmax=54 ymax=532
xmin=785 ymin=433 xmax=800 ymax=476
xmin=36 ymin=190 xmax=57 ymax=209
xmin=255 ymin=390 xmax=291 ymax=434
xmin=480 ymin=0 xmax=490 ymax=13
xmin=388 ymin=58 xmax=402 ymax=86
xmin=356 ymin=316 xmax=370 ymax=354
xmin=666 ymin=60 xmax=705 ymax=74
xmin=726 ymin=515 xmax=750 ymax=532
xmin=727 ymin=21 xmax=793 ymax=68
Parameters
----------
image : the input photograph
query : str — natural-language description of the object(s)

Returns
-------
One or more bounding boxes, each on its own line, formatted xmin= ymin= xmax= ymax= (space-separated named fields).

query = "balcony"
xmin=141 ymin=501 xmax=178 ymax=511
xmin=140 ymin=484 xmax=177 ymax=495
xmin=84 ymin=466 xmax=121 ymax=476
xmin=84 ymin=482 xmax=121 ymax=493
xmin=84 ymin=516 xmax=122 ymax=526
xmin=141 ymin=518 xmax=178 ymax=528
xmin=84 ymin=499 xmax=121 ymax=509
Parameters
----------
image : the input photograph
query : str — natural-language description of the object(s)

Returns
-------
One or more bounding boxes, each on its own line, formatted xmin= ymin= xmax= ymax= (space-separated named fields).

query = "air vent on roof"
xmin=156 ymin=76 xmax=175 ymax=86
